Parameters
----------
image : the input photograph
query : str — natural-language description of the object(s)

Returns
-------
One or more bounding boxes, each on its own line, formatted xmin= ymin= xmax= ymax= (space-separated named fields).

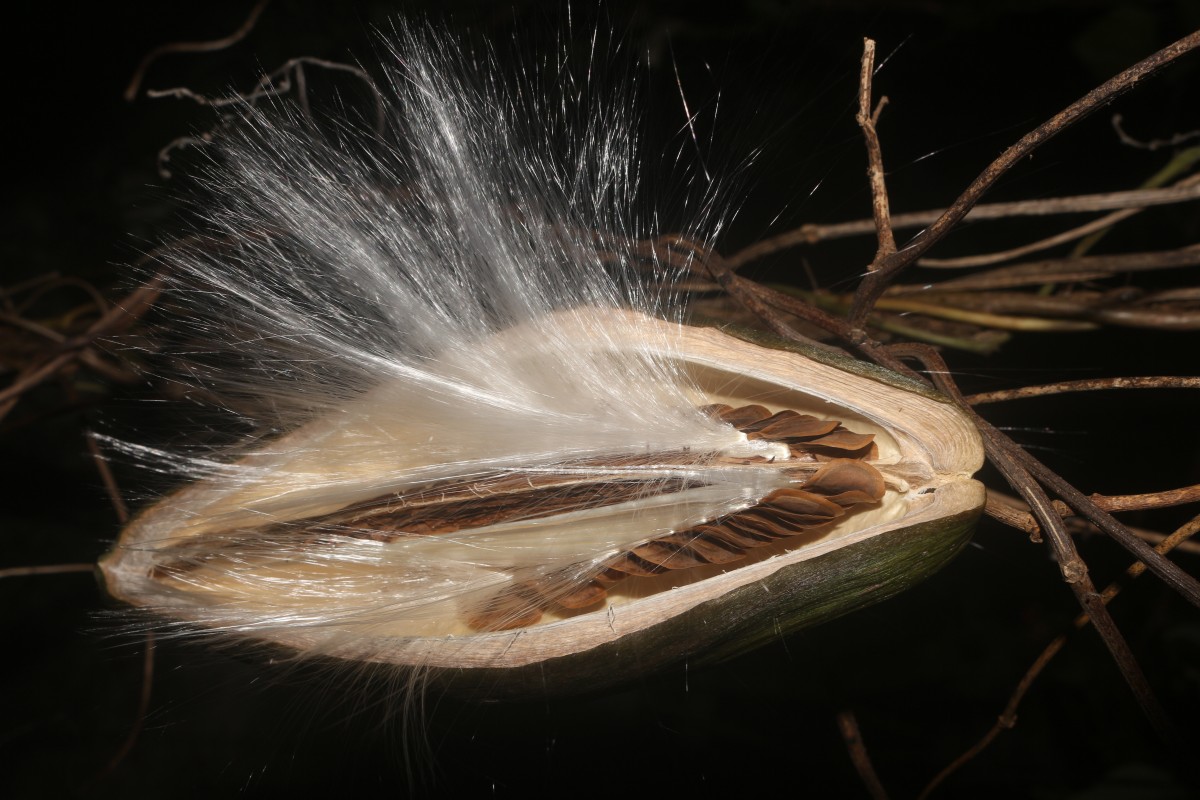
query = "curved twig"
xmin=124 ymin=0 xmax=272 ymax=101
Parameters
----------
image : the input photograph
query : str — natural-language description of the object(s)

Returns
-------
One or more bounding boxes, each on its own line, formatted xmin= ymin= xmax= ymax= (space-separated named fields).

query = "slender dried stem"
xmin=1087 ymin=485 xmax=1200 ymax=514
xmin=0 ymin=564 xmax=94 ymax=579
xmin=890 ymin=243 xmax=1200 ymax=294
xmin=726 ymin=182 xmax=1200 ymax=269
xmin=920 ymin=207 xmax=1144 ymax=269
xmin=987 ymin=489 xmax=1200 ymax=554
xmin=837 ymin=711 xmax=890 ymax=800
xmin=96 ymin=633 xmax=157 ymax=779
xmin=0 ymin=273 xmax=163 ymax=423
xmin=848 ymin=29 xmax=1200 ymax=326
xmin=918 ymin=512 xmax=1200 ymax=798
xmin=986 ymin=486 xmax=1200 ymax=553
xmin=967 ymin=376 xmax=1200 ymax=404
xmin=124 ymin=0 xmax=272 ymax=101
xmin=87 ymin=434 xmax=129 ymax=525
xmin=888 ymin=343 xmax=1179 ymax=746
xmin=920 ymin=169 xmax=1200 ymax=269
xmin=856 ymin=39 xmax=896 ymax=264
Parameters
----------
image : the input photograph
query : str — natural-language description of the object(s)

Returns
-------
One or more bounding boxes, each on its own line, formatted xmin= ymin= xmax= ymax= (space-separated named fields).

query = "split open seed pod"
xmin=100 ymin=310 xmax=985 ymax=698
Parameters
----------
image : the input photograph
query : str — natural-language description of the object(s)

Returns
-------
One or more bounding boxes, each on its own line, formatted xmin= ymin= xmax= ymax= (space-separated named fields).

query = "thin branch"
xmin=667 ymin=236 xmax=843 ymax=349
xmin=0 ymin=311 xmax=67 ymax=341
xmin=0 ymin=352 xmax=80 ymax=415
xmin=1018 ymin=448 xmax=1200 ymax=608
xmin=920 ymin=171 xmax=1200 ymax=269
xmin=837 ymin=711 xmax=890 ymax=800
xmin=1090 ymin=485 xmax=1200 ymax=514
xmin=773 ymin=286 xmax=1018 ymax=351
xmin=97 ymin=633 xmax=157 ymax=778
xmin=872 ymin=287 xmax=1200 ymax=332
xmin=146 ymin=81 xmax=287 ymax=107
xmin=871 ymin=295 xmax=1098 ymax=331
xmin=889 ymin=343 xmax=1179 ymax=746
xmin=740 ymin=281 xmax=863 ymax=346
xmin=967 ymin=376 xmax=1200 ymax=405
xmin=918 ymin=207 xmax=1143 ymax=269
xmin=147 ymin=57 xmax=379 ymax=112
xmin=848 ymin=29 xmax=1200 ymax=326
xmin=888 ymin=243 xmax=1200 ymax=294
xmin=12 ymin=275 xmax=111 ymax=317
xmin=86 ymin=434 xmax=130 ymax=525
xmin=726 ymin=182 xmax=1200 ymax=269
xmin=124 ymin=0 xmax=272 ymax=101
xmin=1112 ymin=113 xmax=1200 ymax=151
xmin=900 ymin=345 xmax=1200 ymax=609
xmin=0 ymin=563 xmax=94 ymax=579
xmin=0 ymin=274 xmax=163 ymax=422
xmin=919 ymin=512 xmax=1200 ymax=799
xmin=985 ymin=487 xmax=1200 ymax=553
xmin=856 ymin=39 xmax=896 ymax=263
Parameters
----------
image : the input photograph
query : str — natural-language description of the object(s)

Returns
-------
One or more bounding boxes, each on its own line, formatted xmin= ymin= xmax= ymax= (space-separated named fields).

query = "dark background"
xmin=3 ymin=1 xmax=1200 ymax=797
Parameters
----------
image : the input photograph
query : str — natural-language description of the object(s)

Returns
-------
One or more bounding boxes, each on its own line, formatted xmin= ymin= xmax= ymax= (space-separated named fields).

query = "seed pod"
xmin=100 ymin=309 xmax=984 ymax=697
xmin=96 ymin=26 xmax=984 ymax=698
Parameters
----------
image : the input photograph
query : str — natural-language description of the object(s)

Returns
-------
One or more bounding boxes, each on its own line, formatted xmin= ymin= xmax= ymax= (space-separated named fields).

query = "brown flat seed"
xmin=695 ymin=522 xmax=768 ymax=548
xmin=797 ymin=430 xmax=876 ymax=453
xmin=606 ymin=553 xmax=665 ymax=577
xmin=466 ymin=587 xmax=545 ymax=631
xmin=755 ymin=510 xmax=840 ymax=528
xmin=632 ymin=541 xmax=711 ymax=570
xmin=555 ymin=581 xmax=609 ymax=609
xmin=453 ymin=403 xmax=886 ymax=631
xmin=820 ymin=490 xmax=883 ymax=506
xmin=757 ymin=415 xmax=840 ymax=440
xmin=743 ymin=502 xmax=842 ymax=529
xmin=679 ymin=533 xmax=747 ymax=564
xmin=717 ymin=404 xmax=774 ymax=428
xmin=594 ymin=568 xmax=627 ymax=586
xmin=767 ymin=489 xmax=847 ymax=518
xmin=699 ymin=403 xmax=734 ymax=418
xmin=720 ymin=514 xmax=794 ymax=541
xmin=804 ymin=459 xmax=887 ymax=504
xmin=738 ymin=409 xmax=799 ymax=432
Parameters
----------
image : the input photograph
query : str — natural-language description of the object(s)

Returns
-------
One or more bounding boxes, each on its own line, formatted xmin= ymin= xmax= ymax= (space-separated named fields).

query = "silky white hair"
xmin=100 ymin=23 xmax=802 ymax=654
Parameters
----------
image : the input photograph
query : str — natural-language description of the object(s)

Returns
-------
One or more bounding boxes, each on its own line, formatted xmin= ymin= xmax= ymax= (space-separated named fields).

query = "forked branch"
xmin=847 ymin=29 xmax=1200 ymax=326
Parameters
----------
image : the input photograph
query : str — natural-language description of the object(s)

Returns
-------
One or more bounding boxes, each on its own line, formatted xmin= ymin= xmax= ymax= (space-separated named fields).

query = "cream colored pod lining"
xmin=100 ymin=310 xmax=984 ymax=697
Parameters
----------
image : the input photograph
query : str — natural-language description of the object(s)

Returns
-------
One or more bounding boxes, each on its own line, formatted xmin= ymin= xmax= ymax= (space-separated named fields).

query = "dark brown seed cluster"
xmin=148 ymin=404 xmax=886 ymax=633
xmin=701 ymin=403 xmax=877 ymax=459
xmin=467 ymin=405 xmax=886 ymax=630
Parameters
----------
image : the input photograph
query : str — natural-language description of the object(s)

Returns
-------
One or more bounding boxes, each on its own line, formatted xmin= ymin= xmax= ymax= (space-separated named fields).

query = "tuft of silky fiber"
xmin=101 ymin=26 xmax=805 ymax=656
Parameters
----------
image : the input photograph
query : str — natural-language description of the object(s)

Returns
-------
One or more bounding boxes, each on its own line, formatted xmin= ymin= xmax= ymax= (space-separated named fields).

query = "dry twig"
xmin=837 ymin=710 xmax=891 ymax=800
xmin=124 ymin=0 xmax=272 ymax=101
xmin=846 ymin=29 xmax=1200 ymax=327
xmin=967 ymin=376 xmax=1200 ymax=405
xmin=856 ymin=39 xmax=896 ymax=264
xmin=727 ymin=181 xmax=1200 ymax=269
xmin=888 ymin=343 xmax=1181 ymax=747
xmin=918 ymin=512 xmax=1200 ymax=799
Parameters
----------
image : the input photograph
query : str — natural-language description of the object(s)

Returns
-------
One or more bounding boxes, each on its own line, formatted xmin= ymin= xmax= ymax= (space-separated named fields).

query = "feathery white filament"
xmin=106 ymin=26 xmax=793 ymax=650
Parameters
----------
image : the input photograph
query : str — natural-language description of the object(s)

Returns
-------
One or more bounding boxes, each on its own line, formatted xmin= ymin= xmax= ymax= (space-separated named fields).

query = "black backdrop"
xmin=4 ymin=2 xmax=1199 ymax=797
